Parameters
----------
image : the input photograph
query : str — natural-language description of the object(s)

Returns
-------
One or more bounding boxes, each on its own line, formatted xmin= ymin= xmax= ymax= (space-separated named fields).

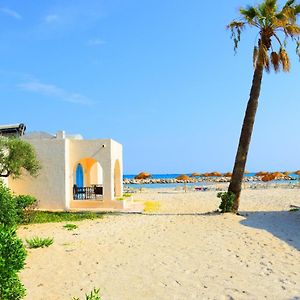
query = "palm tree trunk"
xmin=228 ymin=65 xmax=264 ymax=213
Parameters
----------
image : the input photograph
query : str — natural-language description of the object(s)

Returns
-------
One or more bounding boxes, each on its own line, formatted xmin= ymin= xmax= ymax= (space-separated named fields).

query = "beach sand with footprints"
xmin=18 ymin=187 xmax=300 ymax=300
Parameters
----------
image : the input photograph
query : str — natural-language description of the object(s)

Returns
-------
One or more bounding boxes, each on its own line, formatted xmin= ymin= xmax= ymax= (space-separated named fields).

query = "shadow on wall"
xmin=240 ymin=210 xmax=300 ymax=250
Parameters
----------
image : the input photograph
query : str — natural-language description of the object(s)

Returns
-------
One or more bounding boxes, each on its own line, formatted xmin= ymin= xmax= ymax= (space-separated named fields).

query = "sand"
xmin=18 ymin=188 xmax=300 ymax=300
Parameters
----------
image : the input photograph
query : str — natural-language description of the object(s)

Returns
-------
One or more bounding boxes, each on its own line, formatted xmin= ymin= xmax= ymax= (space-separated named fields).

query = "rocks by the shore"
xmin=123 ymin=175 xmax=296 ymax=185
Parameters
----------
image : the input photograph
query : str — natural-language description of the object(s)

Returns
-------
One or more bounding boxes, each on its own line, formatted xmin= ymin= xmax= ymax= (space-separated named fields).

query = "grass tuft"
xmin=63 ymin=223 xmax=78 ymax=231
xmin=72 ymin=288 xmax=101 ymax=300
xmin=26 ymin=211 xmax=104 ymax=224
xmin=26 ymin=237 xmax=54 ymax=249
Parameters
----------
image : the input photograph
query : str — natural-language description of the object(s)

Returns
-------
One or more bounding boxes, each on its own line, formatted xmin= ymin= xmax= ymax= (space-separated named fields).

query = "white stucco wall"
xmin=9 ymin=138 xmax=68 ymax=210
xmin=9 ymin=135 xmax=123 ymax=211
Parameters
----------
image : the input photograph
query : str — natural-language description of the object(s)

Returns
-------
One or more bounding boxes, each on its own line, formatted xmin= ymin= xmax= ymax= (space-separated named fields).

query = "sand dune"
xmin=18 ymin=188 xmax=300 ymax=300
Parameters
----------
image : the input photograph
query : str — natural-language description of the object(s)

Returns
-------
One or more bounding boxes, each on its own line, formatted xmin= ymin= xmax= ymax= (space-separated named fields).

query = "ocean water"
xmin=123 ymin=173 xmax=300 ymax=189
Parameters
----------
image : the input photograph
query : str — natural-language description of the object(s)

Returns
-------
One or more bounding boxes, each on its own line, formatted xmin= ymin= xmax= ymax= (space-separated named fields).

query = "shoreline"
xmin=123 ymin=175 xmax=298 ymax=185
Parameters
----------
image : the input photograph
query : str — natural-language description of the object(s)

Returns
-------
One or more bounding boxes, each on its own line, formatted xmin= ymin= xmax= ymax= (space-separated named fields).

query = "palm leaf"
xmin=270 ymin=51 xmax=280 ymax=72
xmin=279 ymin=48 xmax=291 ymax=71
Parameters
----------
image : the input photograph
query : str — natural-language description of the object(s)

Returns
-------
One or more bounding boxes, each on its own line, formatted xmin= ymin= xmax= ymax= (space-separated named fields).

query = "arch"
xmin=76 ymin=163 xmax=84 ymax=187
xmin=90 ymin=161 xmax=103 ymax=185
xmin=114 ymin=159 xmax=121 ymax=197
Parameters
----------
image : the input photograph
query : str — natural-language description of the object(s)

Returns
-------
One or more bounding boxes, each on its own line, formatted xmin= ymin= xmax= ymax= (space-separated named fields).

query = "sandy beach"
xmin=18 ymin=187 xmax=300 ymax=300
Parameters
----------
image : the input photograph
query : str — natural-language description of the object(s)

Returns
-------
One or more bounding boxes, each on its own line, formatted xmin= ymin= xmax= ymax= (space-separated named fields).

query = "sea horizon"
xmin=123 ymin=172 xmax=300 ymax=179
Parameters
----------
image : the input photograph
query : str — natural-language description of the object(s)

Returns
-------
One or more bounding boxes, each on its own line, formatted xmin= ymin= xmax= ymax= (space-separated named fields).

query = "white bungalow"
xmin=8 ymin=130 xmax=124 ymax=211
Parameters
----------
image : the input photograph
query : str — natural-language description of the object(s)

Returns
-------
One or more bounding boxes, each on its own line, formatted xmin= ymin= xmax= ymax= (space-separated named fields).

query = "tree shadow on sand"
xmin=239 ymin=210 xmax=300 ymax=250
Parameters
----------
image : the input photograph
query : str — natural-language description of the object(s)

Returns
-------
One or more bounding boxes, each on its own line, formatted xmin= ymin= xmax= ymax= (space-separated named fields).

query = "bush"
xmin=15 ymin=195 xmax=38 ymax=224
xmin=0 ymin=182 xmax=18 ymax=227
xmin=26 ymin=237 xmax=54 ymax=249
xmin=217 ymin=191 xmax=236 ymax=213
xmin=0 ymin=224 xmax=27 ymax=300
xmin=0 ymin=182 xmax=38 ymax=225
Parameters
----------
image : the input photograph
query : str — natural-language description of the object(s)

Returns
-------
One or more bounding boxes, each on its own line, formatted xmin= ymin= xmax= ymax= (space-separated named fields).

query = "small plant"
xmin=0 ymin=224 xmax=27 ymax=300
xmin=63 ymin=223 xmax=78 ymax=231
xmin=26 ymin=236 xmax=54 ymax=249
xmin=123 ymin=193 xmax=132 ymax=197
xmin=116 ymin=197 xmax=124 ymax=201
xmin=217 ymin=191 xmax=236 ymax=213
xmin=72 ymin=288 xmax=101 ymax=300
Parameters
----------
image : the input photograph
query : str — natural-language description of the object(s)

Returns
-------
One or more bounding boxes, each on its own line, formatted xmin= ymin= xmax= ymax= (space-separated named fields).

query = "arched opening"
xmin=114 ymin=159 xmax=121 ymax=197
xmin=76 ymin=163 xmax=84 ymax=187
xmin=73 ymin=158 xmax=103 ymax=200
xmin=90 ymin=161 xmax=103 ymax=185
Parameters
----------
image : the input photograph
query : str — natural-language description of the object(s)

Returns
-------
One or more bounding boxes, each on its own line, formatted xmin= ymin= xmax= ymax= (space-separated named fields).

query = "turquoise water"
xmin=123 ymin=173 xmax=300 ymax=190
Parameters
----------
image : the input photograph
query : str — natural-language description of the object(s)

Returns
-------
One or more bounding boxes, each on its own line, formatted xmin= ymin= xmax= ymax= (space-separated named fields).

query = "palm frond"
xmin=284 ymin=0 xmax=296 ymax=9
xmin=296 ymin=39 xmax=300 ymax=60
xmin=279 ymin=48 xmax=291 ymax=71
xmin=285 ymin=24 xmax=300 ymax=36
xmin=240 ymin=6 xmax=259 ymax=24
xmin=270 ymin=51 xmax=280 ymax=71
xmin=258 ymin=44 xmax=270 ymax=70
xmin=227 ymin=21 xmax=245 ymax=53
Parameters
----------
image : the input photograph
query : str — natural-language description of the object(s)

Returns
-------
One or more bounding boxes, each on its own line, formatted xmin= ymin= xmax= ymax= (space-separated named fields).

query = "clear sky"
xmin=1 ymin=0 xmax=299 ymax=174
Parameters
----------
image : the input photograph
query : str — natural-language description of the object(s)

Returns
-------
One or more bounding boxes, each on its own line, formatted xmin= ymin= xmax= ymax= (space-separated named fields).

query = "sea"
xmin=123 ymin=173 xmax=300 ymax=189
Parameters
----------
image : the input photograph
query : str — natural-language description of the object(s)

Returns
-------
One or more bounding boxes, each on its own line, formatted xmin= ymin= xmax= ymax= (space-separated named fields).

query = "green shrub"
xmin=0 ymin=224 xmax=27 ymax=300
xmin=217 ymin=191 xmax=236 ymax=213
xmin=15 ymin=195 xmax=38 ymax=224
xmin=0 ymin=182 xmax=38 ymax=226
xmin=72 ymin=288 xmax=101 ymax=300
xmin=26 ymin=237 xmax=54 ymax=249
xmin=0 ymin=182 xmax=18 ymax=227
xmin=63 ymin=224 xmax=78 ymax=231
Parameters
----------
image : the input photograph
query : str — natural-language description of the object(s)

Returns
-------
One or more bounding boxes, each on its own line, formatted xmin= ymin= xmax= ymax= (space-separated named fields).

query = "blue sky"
xmin=1 ymin=0 xmax=299 ymax=174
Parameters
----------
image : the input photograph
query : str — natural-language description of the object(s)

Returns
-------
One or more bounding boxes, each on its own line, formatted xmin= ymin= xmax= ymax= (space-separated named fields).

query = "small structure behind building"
xmin=0 ymin=123 xmax=26 ymax=137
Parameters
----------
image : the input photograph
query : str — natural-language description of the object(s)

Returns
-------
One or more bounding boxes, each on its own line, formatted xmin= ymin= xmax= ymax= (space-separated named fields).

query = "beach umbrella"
xmin=271 ymin=172 xmax=285 ymax=178
xmin=209 ymin=172 xmax=222 ymax=177
xmin=134 ymin=172 xmax=151 ymax=180
xmin=261 ymin=174 xmax=276 ymax=182
xmin=255 ymin=171 xmax=269 ymax=177
xmin=224 ymin=172 xmax=232 ymax=177
xmin=201 ymin=173 xmax=210 ymax=177
xmin=191 ymin=172 xmax=201 ymax=177
xmin=176 ymin=174 xmax=191 ymax=181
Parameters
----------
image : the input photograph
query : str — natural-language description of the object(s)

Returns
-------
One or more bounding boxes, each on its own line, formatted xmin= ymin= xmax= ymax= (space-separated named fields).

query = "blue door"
xmin=76 ymin=164 xmax=84 ymax=187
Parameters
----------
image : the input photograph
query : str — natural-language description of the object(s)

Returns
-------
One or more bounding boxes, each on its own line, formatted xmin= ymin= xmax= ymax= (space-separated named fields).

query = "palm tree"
xmin=227 ymin=0 xmax=300 ymax=213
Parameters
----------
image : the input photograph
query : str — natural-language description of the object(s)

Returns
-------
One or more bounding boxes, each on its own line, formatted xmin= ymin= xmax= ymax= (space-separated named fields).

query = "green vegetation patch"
xmin=26 ymin=236 xmax=54 ymax=249
xmin=123 ymin=193 xmax=132 ymax=198
xmin=217 ymin=192 xmax=236 ymax=213
xmin=72 ymin=288 xmax=101 ymax=300
xmin=63 ymin=223 xmax=78 ymax=231
xmin=27 ymin=211 xmax=105 ymax=224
